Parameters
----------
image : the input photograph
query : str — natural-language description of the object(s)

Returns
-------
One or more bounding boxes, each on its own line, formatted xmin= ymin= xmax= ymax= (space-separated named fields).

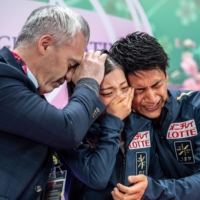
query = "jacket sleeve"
xmin=142 ymin=174 xmax=200 ymax=200
xmin=0 ymin=75 xmax=105 ymax=150
xmin=142 ymin=140 xmax=200 ymax=199
xmin=142 ymin=110 xmax=200 ymax=200
xmin=60 ymin=113 xmax=123 ymax=190
xmin=143 ymin=145 xmax=200 ymax=199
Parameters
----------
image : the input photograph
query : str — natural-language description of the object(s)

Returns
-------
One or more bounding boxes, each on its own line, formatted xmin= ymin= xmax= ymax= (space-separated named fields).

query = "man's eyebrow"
xmin=134 ymin=80 xmax=162 ymax=90
xmin=150 ymin=79 xmax=162 ymax=87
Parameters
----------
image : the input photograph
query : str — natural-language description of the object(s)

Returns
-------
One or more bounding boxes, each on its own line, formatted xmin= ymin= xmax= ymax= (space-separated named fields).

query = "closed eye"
xmin=69 ymin=63 xmax=79 ymax=69
xmin=100 ymin=92 xmax=112 ymax=97
xmin=122 ymin=86 xmax=129 ymax=90
xmin=135 ymin=88 xmax=144 ymax=94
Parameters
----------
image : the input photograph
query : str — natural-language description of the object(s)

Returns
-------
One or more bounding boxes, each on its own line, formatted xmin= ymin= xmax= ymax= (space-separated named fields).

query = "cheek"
xmin=158 ymin=87 xmax=168 ymax=99
xmin=132 ymin=95 xmax=141 ymax=110
xmin=100 ymin=97 xmax=112 ymax=106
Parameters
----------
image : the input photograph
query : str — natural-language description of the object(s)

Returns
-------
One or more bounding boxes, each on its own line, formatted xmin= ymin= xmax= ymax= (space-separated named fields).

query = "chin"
xmin=140 ymin=110 xmax=160 ymax=119
xmin=38 ymin=88 xmax=44 ymax=95
xmin=41 ymin=87 xmax=53 ymax=95
xmin=146 ymin=112 xmax=161 ymax=119
xmin=46 ymin=89 xmax=54 ymax=94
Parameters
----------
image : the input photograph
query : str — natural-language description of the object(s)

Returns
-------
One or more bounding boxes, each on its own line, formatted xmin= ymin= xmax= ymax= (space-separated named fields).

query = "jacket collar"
xmin=162 ymin=89 xmax=181 ymax=122
xmin=0 ymin=47 xmax=23 ymax=72
xmin=0 ymin=46 xmax=39 ymax=94
xmin=124 ymin=111 xmax=151 ymax=145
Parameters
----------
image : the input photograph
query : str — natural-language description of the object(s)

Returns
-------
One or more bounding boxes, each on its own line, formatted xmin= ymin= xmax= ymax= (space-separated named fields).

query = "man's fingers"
xmin=112 ymin=177 xmax=148 ymax=200
xmin=98 ymin=52 xmax=107 ymax=63
xmin=116 ymin=183 xmax=131 ymax=194
xmin=74 ymin=50 xmax=106 ymax=84
xmin=111 ymin=187 xmax=123 ymax=200
xmin=128 ymin=175 xmax=136 ymax=184
xmin=84 ymin=50 xmax=94 ymax=59
xmin=128 ymin=174 xmax=147 ymax=184
xmin=127 ymin=175 xmax=148 ymax=195
xmin=112 ymin=185 xmax=139 ymax=200
xmin=93 ymin=50 xmax=102 ymax=57
xmin=84 ymin=50 xmax=106 ymax=60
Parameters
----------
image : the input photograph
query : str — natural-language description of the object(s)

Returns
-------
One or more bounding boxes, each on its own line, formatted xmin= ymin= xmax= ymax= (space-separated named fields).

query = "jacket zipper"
xmin=120 ymin=119 xmax=151 ymax=184
xmin=157 ymin=126 xmax=182 ymax=178
xmin=120 ymin=153 xmax=126 ymax=184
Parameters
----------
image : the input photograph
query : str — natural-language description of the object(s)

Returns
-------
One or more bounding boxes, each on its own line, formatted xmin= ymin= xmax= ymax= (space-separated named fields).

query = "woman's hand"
xmin=106 ymin=87 xmax=134 ymax=120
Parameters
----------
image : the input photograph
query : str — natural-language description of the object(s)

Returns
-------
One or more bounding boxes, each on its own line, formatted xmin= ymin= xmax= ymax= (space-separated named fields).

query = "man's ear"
xmin=38 ymin=35 xmax=53 ymax=54
xmin=166 ymin=74 xmax=169 ymax=82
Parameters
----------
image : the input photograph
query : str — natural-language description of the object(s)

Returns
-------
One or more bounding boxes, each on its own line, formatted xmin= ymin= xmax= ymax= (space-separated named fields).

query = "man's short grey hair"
xmin=14 ymin=5 xmax=90 ymax=48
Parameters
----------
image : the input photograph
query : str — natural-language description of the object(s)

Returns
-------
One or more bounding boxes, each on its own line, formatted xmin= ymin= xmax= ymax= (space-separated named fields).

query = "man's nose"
xmin=65 ymin=70 xmax=74 ymax=82
xmin=144 ymin=88 xmax=156 ymax=103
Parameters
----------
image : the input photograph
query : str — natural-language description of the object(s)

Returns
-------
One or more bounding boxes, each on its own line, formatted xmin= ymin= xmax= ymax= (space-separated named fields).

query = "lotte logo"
xmin=167 ymin=119 xmax=197 ymax=139
xmin=129 ymin=131 xmax=151 ymax=149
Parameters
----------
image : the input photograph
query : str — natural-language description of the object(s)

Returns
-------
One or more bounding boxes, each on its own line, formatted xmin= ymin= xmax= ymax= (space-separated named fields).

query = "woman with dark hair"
xmin=60 ymin=50 xmax=163 ymax=200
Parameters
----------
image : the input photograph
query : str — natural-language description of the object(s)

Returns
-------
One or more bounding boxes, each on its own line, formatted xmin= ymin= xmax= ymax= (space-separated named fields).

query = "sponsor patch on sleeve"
xmin=136 ymin=152 xmax=147 ymax=175
xmin=167 ymin=119 xmax=197 ymax=139
xmin=129 ymin=131 xmax=151 ymax=149
xmin=174 ymin=140 xmax=195 ymax=164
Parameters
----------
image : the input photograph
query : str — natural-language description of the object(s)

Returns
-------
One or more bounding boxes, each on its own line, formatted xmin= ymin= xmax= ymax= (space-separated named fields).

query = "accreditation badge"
xmin=174 ymin=140 xmax=195 ymax=164
xmin=42 ymin=170 xmax=67 ymax=200
xmin=136 ymin=152 xmax=147 ymax=175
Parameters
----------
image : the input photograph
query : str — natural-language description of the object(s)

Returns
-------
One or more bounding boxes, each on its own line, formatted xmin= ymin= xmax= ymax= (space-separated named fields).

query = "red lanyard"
xmin=11 ymin=51 xmax=28 ymax=75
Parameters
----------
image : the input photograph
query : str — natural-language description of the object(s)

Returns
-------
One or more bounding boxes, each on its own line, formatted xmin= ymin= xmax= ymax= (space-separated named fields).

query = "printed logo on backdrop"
xmin=174 ymin=140 xmax=195 ymax=164
xmin=0 ymin=36 xmax=17 ymax=50
xmin=136 ymin=152 xmax=147 ymax=175
xmin=129 ymin=131 xmax=151 ymax=149
xmin=167 ymin=119 xmax=197 ymax=139
xmin=0 ymin=36 xmax=112 ymax=52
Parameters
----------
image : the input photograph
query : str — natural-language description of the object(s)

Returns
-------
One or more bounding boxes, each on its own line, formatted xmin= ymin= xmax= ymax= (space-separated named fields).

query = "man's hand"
xmin=73 ymin=50 xmax=107 ymax=85
xmin=106 ymin=88 xmax=134 ymax=120
xmin=111 ymin=175 xmax=148 ymax=200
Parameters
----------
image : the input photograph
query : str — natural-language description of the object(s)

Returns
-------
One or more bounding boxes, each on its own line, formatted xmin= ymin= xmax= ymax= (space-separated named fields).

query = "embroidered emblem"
xmin=136 ymin=152 xmax=147 ymax=175
xmin=167 ymin=119 xmax=197 ymax=139
xmin=174 ymin=140 xmax=195 ymax=164
xmin=129 ymin=131 xmax=151 ymax=149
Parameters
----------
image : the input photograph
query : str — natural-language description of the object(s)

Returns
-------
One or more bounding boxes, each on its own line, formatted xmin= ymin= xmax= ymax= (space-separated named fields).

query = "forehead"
xmin=101 ymin=68 xmax=126 ymax=87
xmin=61 ymin=32 xmax=86 ymax=61
xmin=127 ymin=69 xmax=166 ymax=87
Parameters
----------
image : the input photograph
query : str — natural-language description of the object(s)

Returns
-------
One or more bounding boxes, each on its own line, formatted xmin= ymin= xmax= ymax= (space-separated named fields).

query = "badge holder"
xmin=42 ymin=154 xmax=67 ymax=200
